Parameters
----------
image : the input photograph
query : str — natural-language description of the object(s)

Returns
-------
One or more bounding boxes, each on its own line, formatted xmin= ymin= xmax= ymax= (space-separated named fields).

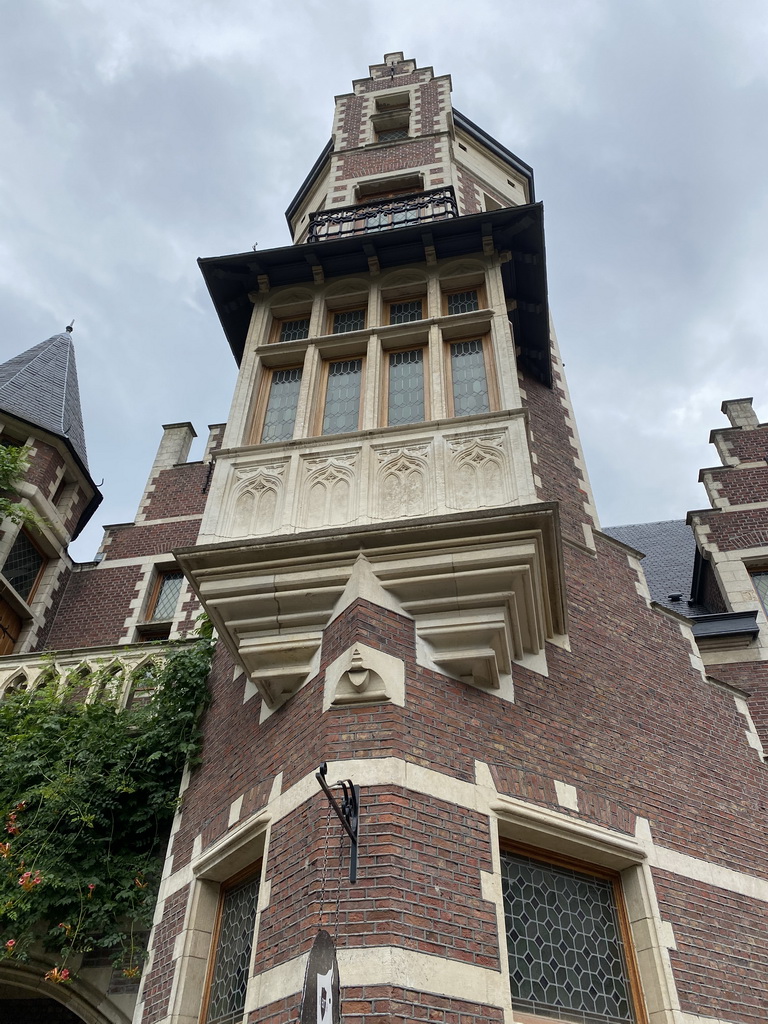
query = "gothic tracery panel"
xmin=447 ymin=432 xmax=513 ymax=511
xmin=375 ymin=443 xmax=433 ymax=520
xmin=301 ymin=454 xmax=358 ymax=528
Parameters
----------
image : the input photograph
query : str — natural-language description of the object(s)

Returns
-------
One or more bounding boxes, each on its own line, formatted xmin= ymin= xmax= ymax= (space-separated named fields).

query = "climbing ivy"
xmin=0 ymin=637 xmax=213 ymax=982
xmin=0 ymin=443 xmax=45 ymax=528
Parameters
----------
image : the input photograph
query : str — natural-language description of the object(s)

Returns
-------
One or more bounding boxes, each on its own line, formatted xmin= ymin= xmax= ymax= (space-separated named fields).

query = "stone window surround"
xmin=489 ymin=794 xmax=677 ymax=1024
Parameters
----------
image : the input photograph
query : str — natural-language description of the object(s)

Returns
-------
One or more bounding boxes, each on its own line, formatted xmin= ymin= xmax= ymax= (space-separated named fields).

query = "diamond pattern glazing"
xmin=279 ymin=318 xmax=310 ymax=342
xmin=501 ymin=853 xmax=635 ymax=1024
xmin=447 ymin=290 xmax=479 ymax=314
xmin=151 ymin=572 xmax=183 ymax=621
xmin=450 ymin=340 xmax=490 ymax=416
xmin=378 ymin=127 xmax=409 ymax=142
xmin=389 ymin=300 xmax=423 ymax=324
xmin=205 ymin=874 xmax=261 ymax=1024
xmin=388 ymin=349 xmax=424 ymax=425
xmin=333 ymin=309 xmax=366 ymax=334
xmin=752 ymin=572 xmax=768 ymax=614
xmin=261 ymin=369 xmax=302 ymax=442
xmin=2 ymin=532 xmax=44 ymax=602
xmin=323 ymin=359 xmax=362 ymax=434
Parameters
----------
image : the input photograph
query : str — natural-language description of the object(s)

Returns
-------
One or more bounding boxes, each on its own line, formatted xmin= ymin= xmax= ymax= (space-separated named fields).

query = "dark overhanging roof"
xmin=199 ymin=202 xmax=552 ymax=385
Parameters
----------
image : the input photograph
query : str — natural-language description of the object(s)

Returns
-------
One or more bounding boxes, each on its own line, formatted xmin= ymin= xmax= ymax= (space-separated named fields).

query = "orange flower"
xmin=0 ymin=842 xmax=10 ymax=858
xmin=4 ymin=939 xmax=16 ymax=952
xmin=134 ymin=875 xmax=148 ymax=889
xmin=122 ymin=965 xmax=141 ymax=979
xmin=18 ymin=870 xmax=42 ymax=891
xmin=87 ymin=883 xmax=95 ymax=898
xmin=44 ymin=966 xmax=71 ymax=984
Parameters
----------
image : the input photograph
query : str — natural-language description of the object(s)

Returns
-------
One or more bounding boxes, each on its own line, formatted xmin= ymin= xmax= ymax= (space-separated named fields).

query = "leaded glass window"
xmin=261 ymin=368 xmax=302 ymax=443
xmin=204 ymin=872 xmax=261 ymax=1024
xmin=446 ymin=289 xmax=479 ymax=315
xmin=378 ymin=126 xmax=409 ymax=142
xmin=150 ymin=572 xmax=183 ymax=621
xmin=388 ymin=349 xmax=425 ymax=426
xmin=333 ymin=308 xmax=366 ymax=334
xmin=389 ymin=299 xmax=423 ymax=325
xmin=751 ymin=572 xmax=768 ymax=614
xmin=450 ymin=339 xmax=490 ymax=416
xmin=501 ymin=852 xmax=636 ymax=1024
xmin=2 ymin=531 xmax=45 ymax=602
xmin=323 ymin=359 xmax=363 ymax=434
xmin=278 ymin=317 xmax=310 ymax=343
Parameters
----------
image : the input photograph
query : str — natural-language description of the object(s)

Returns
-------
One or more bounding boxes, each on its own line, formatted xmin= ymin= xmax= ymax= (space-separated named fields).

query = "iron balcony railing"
xmin=307 ymin=186 xmax=458 ymax=243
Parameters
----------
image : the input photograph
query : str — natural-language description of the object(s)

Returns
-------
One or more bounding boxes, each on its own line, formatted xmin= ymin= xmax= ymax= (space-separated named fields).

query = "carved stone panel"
xmin=231 ymin=463 xmax=287 ymax=538
xmin=374 ymin=442 xmax=433 ymax=521
xmin=323 ymin=641 xmax=405 ymax=711
xmin=446 ymin=432 xmax=513 ymax=511
xmin=301 ymin=453 xmax=359 ymax=529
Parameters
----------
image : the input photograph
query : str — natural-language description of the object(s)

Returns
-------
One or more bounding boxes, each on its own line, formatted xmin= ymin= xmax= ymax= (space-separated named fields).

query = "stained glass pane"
xmin=323 ymin=359 xmax=362 ymax=434
xmin=279 ymin=318 xmax=310 ymax=343
xmin=2 ymin=532 xmax=44 ymax=602
xmin=450 ymin=340 xmax=490 ymax=416
xmin=501 ymin=853 xmax=635 ymax=1024
xmin=447 ymin=290 xmax=479 ymax=315
xmin=261 ymin=368 xmax=302 ymax=442
xmin=388 ymin=349 xmax=425 ymax=426
xmin=205 ymin=874 xmax=261 ymax=1024
xmin=389 ymin=300 xmax=423 ymax=324
xmin=333 ymin=309 xmax=366 ymax=334
xmin=151 ymin=572 xmax=183 ymax=621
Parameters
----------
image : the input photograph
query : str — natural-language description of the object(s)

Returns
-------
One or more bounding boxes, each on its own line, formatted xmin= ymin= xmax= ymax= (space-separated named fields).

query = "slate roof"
xmin=602 ymin=519 xmax=706 ymax=615
xmin=0 ymin=331 xmax=89 ymax=469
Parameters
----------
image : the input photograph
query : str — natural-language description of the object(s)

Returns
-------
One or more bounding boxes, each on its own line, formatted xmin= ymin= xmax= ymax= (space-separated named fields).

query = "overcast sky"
xmin=2 ymin=0 xmax=767 ymax=559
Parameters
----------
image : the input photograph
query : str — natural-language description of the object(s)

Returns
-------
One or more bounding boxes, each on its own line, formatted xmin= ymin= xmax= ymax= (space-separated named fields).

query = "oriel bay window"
xmin=322 ymin=358 xmax=363 ymax=434
xmin=501 ymin=847 xmax=645 ymax=1024
xmin=445 ymin=287 xmax=482 ymax=315
xmin=387 ymin=348 xmax=426 ymax=426
xmin=202 ymin=867 xmax=261 ymax=1024
xmin=273 ymin=316 xmax=310 ymax=344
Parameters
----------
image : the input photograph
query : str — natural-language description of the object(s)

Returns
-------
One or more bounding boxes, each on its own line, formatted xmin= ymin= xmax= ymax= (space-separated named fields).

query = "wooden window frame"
xmin=269 ymin=313 xmax=312 ymax=346
xmin=382 ymin=345 xmax=430 ymax=427
xmin=314 ymin=355 xmax=366 ymax=436
xmin=385 ymin=295 xmax=426 ymax=326
xmin=144 ymin=569 xmax=184 ymax=624
xmin=200 ymin=861 xmax=262 ymax=1024
xmin=327 ymin=304 xmax=368 ymax=336
xmin=250 ymin=364 xmax=304 ymax=445
xmin=444 ymin=333 xmax=498 ymax=417
xmin=2 ymin=529 xmax=47 ymax=605
xmin=500 ymin=839 xmax=648 ymax=1024
xmin=441 ymin=283 xmax=487 ymax=317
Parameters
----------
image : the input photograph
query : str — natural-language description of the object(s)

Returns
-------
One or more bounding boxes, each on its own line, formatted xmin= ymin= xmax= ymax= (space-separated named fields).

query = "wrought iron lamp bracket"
xmin=316 ymin=762 xmax=360 ymax=883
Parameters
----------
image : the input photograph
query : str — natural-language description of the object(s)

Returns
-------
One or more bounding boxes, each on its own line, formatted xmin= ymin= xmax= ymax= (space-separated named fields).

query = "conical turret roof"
xmin=0 ymin=329 xmax=89 ymax=468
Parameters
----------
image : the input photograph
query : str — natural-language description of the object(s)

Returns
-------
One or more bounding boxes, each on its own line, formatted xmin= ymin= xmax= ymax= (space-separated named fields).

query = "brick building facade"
xmin=1 ymin=52 xmax=767 ymax=1024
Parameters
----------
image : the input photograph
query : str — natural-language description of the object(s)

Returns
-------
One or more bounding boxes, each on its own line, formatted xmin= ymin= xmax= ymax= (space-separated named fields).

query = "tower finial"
xmin=66 ymin=320 xmax=75 ymax=334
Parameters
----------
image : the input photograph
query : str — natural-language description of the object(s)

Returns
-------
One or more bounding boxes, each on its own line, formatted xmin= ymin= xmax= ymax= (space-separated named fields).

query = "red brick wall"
xmin=249 ymin=988 xmax=505 ymax=1024
xmin=140 ymin=885 xmax=190 ymax=1024
xmin=140 ymin=462 xmax=209 ymax=520
xmin=705 ymin=465 xmax=768 ymax=507
xmin=655 ymin=870 xmax=768 ymax=1023
xmin=336 ymin=139 xmax=438 ymax=183
xmin=101 ymin=519 xmax=201 ymax=561
xmin=44 ymin=566 xmax=142 ymax=648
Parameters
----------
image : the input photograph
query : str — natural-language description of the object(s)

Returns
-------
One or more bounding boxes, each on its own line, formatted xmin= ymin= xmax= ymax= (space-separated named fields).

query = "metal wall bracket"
xmin=316 ymin=762 xmax=359 ymax=883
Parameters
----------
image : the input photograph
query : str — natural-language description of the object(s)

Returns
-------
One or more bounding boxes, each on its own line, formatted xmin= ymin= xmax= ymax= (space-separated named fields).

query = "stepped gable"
xmin=0 ymin=329 xmax=89 ymax=469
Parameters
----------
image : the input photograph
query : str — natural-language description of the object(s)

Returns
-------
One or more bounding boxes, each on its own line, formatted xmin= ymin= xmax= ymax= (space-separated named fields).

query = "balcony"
xmin=307 ymin=187 xmax=458 ymax=243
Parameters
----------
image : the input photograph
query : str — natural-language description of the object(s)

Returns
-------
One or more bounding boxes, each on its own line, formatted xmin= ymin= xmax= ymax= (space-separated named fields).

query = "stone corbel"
xmin=417 ymin=607 xmax=512 ymax=690
xmin=238 ymin=632 xmax=322 ymax=708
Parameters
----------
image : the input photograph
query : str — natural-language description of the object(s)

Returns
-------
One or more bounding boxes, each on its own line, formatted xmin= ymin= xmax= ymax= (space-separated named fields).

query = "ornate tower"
xmin=0 ymin=329 xmax=101 ymax=657
xmin=136 ymin=54 xmax=768 ymax=1024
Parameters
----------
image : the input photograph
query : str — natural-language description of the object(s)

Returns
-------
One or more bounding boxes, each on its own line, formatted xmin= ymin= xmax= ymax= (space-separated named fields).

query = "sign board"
xmin=299 ymin=929 xmax=340 ymax=1024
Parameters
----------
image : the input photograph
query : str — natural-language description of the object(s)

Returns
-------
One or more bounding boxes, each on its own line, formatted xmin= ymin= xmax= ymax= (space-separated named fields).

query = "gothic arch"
xmin=0 ymin=962 xmax=131 ymax=1024
xmin=230 ymin=467 xmax=285 ymax=537
xmin=302 ymin=457 xmax=357 ymax=528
